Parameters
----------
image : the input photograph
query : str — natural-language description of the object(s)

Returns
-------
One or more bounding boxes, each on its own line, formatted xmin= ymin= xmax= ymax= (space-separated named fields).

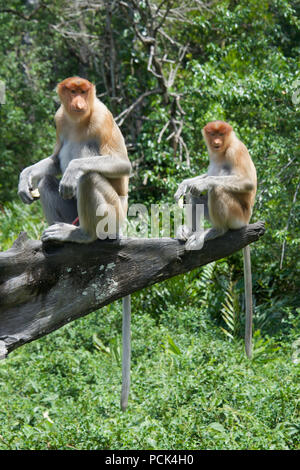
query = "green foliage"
xmin=0 ymin=201 xmax=45 ymax=251
xmin=220 ymin=278 xmax=241 ymax=341
xmin=0 ymin=0 xmax=299 ymax=450
xmin=0 ymin=303 xmax=299 ymax=450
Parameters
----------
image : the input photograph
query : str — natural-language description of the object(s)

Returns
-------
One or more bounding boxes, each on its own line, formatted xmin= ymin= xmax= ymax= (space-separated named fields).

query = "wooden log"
xmin=0 ymin=222 xmax=265 ymax=358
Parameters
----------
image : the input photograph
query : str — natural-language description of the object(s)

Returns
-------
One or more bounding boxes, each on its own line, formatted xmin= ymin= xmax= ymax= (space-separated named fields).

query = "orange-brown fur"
xmin=55 ymin=77 xmax=129 ymax=199
xmin=174 ymin=121 xmax=256 ymax=358
xmin=18 ymin=76 xmax=131 ymax=245
xmin=202 ymin=121 xmax=256 ymax=230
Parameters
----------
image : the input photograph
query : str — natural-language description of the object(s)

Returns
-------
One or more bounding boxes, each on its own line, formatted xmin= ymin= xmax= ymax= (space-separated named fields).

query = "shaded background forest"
xmin=0 ymin=0 xmax=299 ymax=450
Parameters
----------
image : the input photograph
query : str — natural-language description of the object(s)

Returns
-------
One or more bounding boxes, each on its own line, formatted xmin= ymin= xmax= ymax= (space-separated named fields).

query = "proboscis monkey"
xmin=174 ymin=121 xmax=257 ymax=358
xmin=18 ymin=77 xmax=132 ymax=407
xmin=18 ymin=76 xmax=131 ymax=243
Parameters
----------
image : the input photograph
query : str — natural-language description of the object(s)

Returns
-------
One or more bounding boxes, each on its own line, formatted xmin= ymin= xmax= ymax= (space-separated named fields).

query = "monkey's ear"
xmin=57 ymin=83 xmax=67 ymax=92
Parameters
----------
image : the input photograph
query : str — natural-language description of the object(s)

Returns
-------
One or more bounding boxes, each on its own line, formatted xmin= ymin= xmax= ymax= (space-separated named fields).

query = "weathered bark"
xmin=0 ymin=222 xmax=265 ymax=358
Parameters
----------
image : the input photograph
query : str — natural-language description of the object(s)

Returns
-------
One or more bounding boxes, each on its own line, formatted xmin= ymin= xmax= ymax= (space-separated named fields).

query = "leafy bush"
xmin=0 ymin=301 xmax=299 ymax=450
xmin=0 ymin=0 xmax=299 ymax=450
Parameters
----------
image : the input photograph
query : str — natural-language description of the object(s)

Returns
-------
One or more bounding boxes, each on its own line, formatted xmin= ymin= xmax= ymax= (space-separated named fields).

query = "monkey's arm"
xmin=18 ymin=153 xmax=61 ymax=204
xmin=59 ymin=155 xmax=131 ymax=199
xmin=78 ymin=155 xmax=131 ymax=178
xmin=189 ymin=175 xmax=254 ymax=196
xmin=174 ymin=173 xmax=208 ymax=202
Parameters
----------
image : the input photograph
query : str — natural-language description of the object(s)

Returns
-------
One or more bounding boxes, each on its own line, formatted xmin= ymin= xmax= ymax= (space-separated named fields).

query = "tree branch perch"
xmin=0 ymin=222 xmax=265 ymax=358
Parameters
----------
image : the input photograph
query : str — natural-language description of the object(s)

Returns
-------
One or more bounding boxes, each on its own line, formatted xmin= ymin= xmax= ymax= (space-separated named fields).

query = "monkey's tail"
xmin=121 ymin=295 xmax=131 ymax=411
xmin=243 ymin=245 xmax=253 ymax=359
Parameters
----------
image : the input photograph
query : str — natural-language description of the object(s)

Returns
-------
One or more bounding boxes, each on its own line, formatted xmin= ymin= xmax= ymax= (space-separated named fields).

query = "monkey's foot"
xmin=176 ymin=224 xmax=192 ymax=241
xmin=185 ymin=227 xmax=226 ymax=251
xmin=185 ymin=232 xmax=205 ymax=251
xmin=41 ymin=223 xmax=94 ymax=244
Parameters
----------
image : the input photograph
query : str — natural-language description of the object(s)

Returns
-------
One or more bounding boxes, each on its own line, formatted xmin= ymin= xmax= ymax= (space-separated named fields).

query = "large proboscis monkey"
xmin=174 ymin=121 xmax=257 ymax=359
xmin=18 ymin=76 xmax=131 ymax=243
xmin=18 ymin=77 xmax=132 ymax=408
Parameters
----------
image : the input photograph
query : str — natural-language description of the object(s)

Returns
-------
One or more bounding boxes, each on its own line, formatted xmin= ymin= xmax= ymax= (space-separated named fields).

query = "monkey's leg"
xmin=41 ymin=172 xmax=125 ymax=244
xmin=192 ymin=194 xmax=209 ymax=221
xmin=79 ymin=172 xmax=126 ymax=240
xmin=38 ymin=175 xmax=78 ymax=225
xmin=176 ymin=193 xmax=209 ymax=241
xmin=176 ymin=191 xmax=194 ymax=241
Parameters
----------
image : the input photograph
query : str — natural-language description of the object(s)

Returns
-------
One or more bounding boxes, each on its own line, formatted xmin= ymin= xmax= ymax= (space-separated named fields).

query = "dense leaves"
xmin=0 ymin=0 xmax=299 ymax=450
xmin=0 ymin=303 xmax=299 ymax=450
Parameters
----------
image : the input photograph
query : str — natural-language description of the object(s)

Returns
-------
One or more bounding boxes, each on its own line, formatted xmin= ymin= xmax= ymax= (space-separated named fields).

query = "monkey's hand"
xmin=59 ymin=161 xmax=83 ymax=199
xmin=18 ymin=167 xmax=38 ymax=204
xmin=174 ymin=181 xmax=189 ymax=203
xmin=189 ymin=181 xmax=208 ymax=197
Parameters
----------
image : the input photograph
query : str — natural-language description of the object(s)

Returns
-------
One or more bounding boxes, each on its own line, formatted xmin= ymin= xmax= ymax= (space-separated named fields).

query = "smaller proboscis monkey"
xmin=18 ymin=76 xmax=131 ymax=243
xmin=174 ymin=121 xmax=257 ymax=358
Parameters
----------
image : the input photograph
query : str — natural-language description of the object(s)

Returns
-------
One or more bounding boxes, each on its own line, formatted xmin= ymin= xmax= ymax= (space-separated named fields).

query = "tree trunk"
xmin=0 ymin=222 xmax=265 ymax=358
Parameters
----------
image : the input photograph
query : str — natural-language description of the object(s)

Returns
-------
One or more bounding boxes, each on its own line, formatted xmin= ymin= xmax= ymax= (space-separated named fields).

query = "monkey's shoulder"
xmin=91 ymin=99 xmax=114 ymax=126
xmin=226 ymin=138 xmax=250 ymax=159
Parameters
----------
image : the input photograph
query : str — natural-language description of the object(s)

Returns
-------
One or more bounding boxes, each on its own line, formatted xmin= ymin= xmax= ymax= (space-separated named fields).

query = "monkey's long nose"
xmin=213 ymin=139 xmax=222 ymax=148
xmin=74 ymin=98 xmax=85 ymax=110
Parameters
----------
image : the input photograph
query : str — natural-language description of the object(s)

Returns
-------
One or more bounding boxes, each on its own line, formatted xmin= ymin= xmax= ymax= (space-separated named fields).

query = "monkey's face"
xmin=202 ymin=121 xmax=233 ymax=153
xmin=67 ymin=88 xmax=89 ymax=115
xmin=206 ymin=131 xmax=227 ymax=152
xmin=58 ymin=77 xmax=94 ymax=118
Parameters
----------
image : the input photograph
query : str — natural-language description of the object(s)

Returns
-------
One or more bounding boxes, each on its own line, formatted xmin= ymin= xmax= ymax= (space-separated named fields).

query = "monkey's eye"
xmin=81 ymin=90 xmax=86 ymax=94
xmin=71 ymin=90 xmax=76 ymax=94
